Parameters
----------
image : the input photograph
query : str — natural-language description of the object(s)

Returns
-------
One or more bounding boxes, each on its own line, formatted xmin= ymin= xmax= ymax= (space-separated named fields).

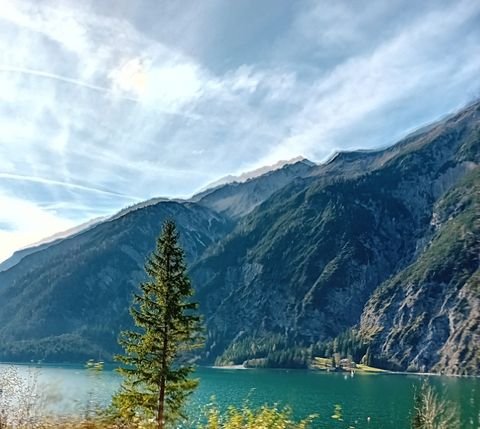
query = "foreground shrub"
xmin=0 ymin=365 xmax=44 ymax=428
xmin=411 ymin=380 xmax=460 ymax=429
xmin=196 ymin=404 xmax=317 ymax=429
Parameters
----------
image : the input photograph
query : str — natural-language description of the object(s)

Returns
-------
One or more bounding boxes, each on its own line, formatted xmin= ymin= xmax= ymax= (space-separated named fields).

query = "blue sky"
xmin=0 ymin=0 xmax=479 ymax=261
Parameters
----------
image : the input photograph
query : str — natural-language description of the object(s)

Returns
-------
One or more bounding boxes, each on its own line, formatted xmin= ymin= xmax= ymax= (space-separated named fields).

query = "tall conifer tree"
xmin=113 ymin=220 xmax=202 ymax=429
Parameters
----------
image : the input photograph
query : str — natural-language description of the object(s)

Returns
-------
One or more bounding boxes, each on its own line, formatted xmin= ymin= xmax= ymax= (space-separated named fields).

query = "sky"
xmin=0 ymin=0 xmax=479 ymax=262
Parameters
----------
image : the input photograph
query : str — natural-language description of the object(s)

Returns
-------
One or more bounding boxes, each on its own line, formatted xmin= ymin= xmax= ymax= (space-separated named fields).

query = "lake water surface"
xmin=1 ymin=363 xmax=479 ymax=428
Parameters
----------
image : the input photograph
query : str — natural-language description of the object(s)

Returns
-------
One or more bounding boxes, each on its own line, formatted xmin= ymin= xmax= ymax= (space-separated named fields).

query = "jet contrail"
xmin=0 ymin=65 xmax=138 ymax=100
xmin=0 ymin=65 xmax=203 ymax=120
xmin=0 ymin=172 xmax=141 ymax=201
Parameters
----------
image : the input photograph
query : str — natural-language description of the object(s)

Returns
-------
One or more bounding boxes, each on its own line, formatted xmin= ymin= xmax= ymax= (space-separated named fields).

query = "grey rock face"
xmin=359 ymin=163 xmax=479 ymax=374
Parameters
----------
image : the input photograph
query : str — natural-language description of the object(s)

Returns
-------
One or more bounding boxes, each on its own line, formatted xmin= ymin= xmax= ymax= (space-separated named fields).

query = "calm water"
xmin=1 ymin=363 xmax=479 ymax=428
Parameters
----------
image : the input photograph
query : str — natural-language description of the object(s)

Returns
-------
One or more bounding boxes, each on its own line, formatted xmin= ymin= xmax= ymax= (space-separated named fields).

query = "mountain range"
xmin=0 ymin=100 xmax=478 ymax=375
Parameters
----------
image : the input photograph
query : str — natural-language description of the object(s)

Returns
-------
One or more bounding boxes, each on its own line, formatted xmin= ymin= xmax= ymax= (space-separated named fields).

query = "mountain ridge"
xmin=0 ymin=159 xmax=316 ymax=271
xmin=194 ymin=156 xmax=315 ymax=195
xmin=0 ymin=100 xmax=478 ymax=375
xmin=0 ymin=217 xmax=108 ymax=272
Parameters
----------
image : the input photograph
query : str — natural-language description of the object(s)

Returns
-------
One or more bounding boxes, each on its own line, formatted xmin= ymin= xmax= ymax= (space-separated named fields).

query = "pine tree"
xmin=113 ymin=220 xmax=203 ymax=429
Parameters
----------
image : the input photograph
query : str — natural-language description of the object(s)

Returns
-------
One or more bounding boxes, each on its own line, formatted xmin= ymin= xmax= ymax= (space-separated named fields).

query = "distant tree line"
xmin=216 ymin=328 xmax=379 ymax=369
xmin=215 ymin=334 xmax=310 ymax=368
xmin=312 ymin=328 xmax=372 ymax=365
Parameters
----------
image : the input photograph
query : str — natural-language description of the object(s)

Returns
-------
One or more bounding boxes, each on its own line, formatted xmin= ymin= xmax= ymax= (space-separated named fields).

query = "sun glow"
xmin=110 ymin=57 xmax=148 ymax=96
xmin=109 ymin=57 xmax=203 ymax=107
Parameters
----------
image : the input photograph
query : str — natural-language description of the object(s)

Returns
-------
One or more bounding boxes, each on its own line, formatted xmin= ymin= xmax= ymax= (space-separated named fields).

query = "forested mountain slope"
xmin=0 ymin=202 xmax=232 ymax=361
xmin=0 ymin=161 xmax=313 ymax=362
xmin=0 ymin=100 xmax=478 ymax=374
xmin=191 ymin=101 xmax=479 ymax=374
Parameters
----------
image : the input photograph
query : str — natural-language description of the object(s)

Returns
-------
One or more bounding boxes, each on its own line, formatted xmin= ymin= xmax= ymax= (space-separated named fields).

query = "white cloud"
xmin=0 ymin=0 xmax=479 ymax=260
xmin=257 ymin=0 xmax=480 ymax=164
xmin=0 ymin=192 xmax=76 ymax=262
xmin=143 ymin=61 xmax=205 ymax=108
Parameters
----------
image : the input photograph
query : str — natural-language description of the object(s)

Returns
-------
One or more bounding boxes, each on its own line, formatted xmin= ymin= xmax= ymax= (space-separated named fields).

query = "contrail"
xmin=0 ymin=172 xmax=141 ymax=201
xmin=0 ymin=65 xmax=137 ymax=101
xmin=0 ymin=65 xmax=203 ymax=120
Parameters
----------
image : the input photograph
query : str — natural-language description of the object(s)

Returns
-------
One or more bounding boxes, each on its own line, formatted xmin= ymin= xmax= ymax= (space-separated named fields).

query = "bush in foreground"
xmin=196 ymin=404 xmax=317 ymax=429
xmin=411 ymin=380 xmax=460 ymax=429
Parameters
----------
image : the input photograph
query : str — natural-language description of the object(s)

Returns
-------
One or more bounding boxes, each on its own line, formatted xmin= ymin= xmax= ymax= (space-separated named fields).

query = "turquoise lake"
xmin=1 ymin=364 xmax=479 ymax=428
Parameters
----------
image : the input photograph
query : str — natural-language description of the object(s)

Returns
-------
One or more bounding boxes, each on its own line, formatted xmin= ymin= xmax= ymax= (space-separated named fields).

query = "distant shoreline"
xmin=209 ymin=363 xmax=480 ymax=378
xmin=210 ymin=364 xmax=249 ymax=370
xmin=1 ymin=361 xmax=478 ymax=378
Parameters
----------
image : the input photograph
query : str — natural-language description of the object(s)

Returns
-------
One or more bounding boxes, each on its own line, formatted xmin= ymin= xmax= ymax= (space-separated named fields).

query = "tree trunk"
xmin=158 ymin=238 xmax=172 ymax=429
xmin=157 ymin=372 xmax=166 ymax=429
xmin=157 ymin=321 xmax=169 ymax=429
xmin=158 ymin=328 xmax=168 ymax=429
